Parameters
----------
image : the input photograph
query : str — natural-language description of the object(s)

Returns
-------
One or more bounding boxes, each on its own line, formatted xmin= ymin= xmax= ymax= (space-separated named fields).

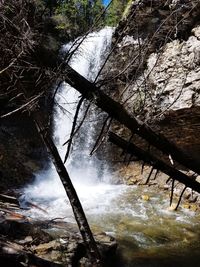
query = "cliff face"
xmin=104 ymin=0 xmax=200 ymax=163
xmin=143 ymin=26 xmax=200 ymax=116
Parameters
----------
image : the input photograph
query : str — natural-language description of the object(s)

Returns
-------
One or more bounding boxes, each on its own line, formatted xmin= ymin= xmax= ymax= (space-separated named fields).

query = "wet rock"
xmin=182 ymin=204 xmax=190 ymax=210
xmin=196 ymin=176 xmax=200 ymax=183
xmin=0 ymin=240 xmax=24 ymax=254
xmin=192 ymin=26 xmax=200 ymax=39
xmin=16 ymin=235 xmax=33 ymax=245
xmin=184 ymin=192 xmax=191 ymax=200
xmin=188 ymin=196 xmax=198 ymax=203
xmin=34 ymin=240 xmax=61 ymax=254
xmin=163 ymin=184 xmax=170 ymax=190
xmin=95 ymin=232 xmax=117 ymax=257
xmin=0 ymin=117 xmax=48 ymax=191
xmin=126 ymin=177 xmax=138 ymax=185
xmin=32 ymin=239 xmax=67 ymax=264
xmin=167 ymin=204 xmax=177 ymax=211
xmin=0 ymin=220 xmax=52 ymax=244
xmin=79 ymin=257 xmax=92 ymax=267
xmin=141 ymin=195 xmax=150 ymax=201
xmin=0 ymin=215 xmax=117 ymax=267
xmin=190 ymin=204 xmax=198 ymax=212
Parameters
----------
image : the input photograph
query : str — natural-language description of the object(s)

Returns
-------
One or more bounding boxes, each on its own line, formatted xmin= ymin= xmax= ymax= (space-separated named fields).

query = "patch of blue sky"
xmin=103 ymin=0 xmax=111 ymax=6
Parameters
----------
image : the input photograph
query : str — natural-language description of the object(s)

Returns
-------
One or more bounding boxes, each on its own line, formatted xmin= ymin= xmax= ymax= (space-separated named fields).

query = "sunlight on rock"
xmin=141 ymin=195 xmax=150 ymax=201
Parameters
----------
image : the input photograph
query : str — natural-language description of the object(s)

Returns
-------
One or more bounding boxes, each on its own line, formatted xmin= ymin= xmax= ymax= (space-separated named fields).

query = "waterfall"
xmin=21 ymin=27 xmax=118 ymax=219
xmin=53 ymin=26 xmax=115 ymax=184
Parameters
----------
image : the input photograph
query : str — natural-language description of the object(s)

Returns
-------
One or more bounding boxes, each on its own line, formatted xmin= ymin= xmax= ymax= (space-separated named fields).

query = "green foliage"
xmin=105 ymin=0 xmax=129 ymax=26
xmin=38 ymin=0 xmax=130 ymax=39
xmin=43 ymin=0 xmax=105 ymax=39
xmin=123 ymin=0 xmax=133 ymax=18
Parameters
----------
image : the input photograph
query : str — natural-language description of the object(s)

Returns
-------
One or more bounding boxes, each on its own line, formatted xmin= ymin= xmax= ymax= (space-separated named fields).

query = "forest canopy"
xmin=41 ymin=0 xmax=130 ymax=38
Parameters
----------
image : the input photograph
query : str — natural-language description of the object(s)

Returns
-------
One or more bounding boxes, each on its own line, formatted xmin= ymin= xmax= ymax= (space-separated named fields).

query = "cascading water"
xmin=21 ymin=27 xmax=200 ymax=267
xmin=21 ymin=26 xmax=118 ymax=218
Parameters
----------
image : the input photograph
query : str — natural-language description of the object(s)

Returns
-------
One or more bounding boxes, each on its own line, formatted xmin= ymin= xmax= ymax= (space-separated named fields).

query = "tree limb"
xmin=62 ymin=64 xmax=200 ymax=175
xmin=108 ymin=132 xmax=200 ymax=193
xmin=33 ymin=116 xmax=102 ymax=267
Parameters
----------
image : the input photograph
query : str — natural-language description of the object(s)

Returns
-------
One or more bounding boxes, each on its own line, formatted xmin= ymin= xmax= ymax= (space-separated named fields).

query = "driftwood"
xmin=0 ymin=194 xmax=19 ymax=206
xmin=34 ymin=117 xmax=102 ymax=267
xmin=108 ymin=132 xmax=200 ymax=194
xmin=63 ymin=64 xmax=200 ymax=175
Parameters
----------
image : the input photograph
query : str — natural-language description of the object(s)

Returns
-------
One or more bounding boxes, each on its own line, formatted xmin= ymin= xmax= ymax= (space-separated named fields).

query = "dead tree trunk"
xmin=33 ymin=117 xmax=102 ymax=267
xmin=108 ymin=132 xmax=200 ymax=194
xmin=62 ymin=64 xmax=200 ymax=175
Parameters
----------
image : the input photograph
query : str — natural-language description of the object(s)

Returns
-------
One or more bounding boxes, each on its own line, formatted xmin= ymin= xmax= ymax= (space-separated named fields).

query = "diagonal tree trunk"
xmin=62 ymin=64 xmax=200 ymax=175
xmin=108 ymin=132 xmax=200 ymax=193
xmin=33 ymin=116 xmax=102 ymax=267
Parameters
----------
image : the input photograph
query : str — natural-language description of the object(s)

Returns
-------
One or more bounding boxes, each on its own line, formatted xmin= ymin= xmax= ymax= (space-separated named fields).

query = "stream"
xmin=21 ymin=27 xmax=200 ymax=267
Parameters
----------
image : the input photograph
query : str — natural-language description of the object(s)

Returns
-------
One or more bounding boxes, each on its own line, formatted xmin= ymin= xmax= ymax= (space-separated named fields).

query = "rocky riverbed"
xmin=115 ymin=161 xmax=200 ymax=212
xmin=0 ymin=194 xmax=117 ymax=267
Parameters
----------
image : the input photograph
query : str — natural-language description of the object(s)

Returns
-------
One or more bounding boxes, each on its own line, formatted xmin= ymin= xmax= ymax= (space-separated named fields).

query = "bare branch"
xmin=0 ymin=93 xmax=43 ymax=119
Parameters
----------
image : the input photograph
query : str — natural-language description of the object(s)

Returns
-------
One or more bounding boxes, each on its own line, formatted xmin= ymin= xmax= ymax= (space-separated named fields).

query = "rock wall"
xmin=0 ymin=115 xmax=49 ymax=191
xmin=103 ymin=0 xmax=200 ymax=164
xmin=143 ymin=26 xmax=200 ymax=118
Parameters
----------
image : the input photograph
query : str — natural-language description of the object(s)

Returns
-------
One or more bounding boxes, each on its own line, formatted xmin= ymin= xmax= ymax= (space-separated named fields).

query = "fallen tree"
xmin=62 ymin=64 xmax=200 ymax=176
xmin=108 ymin=132 xmax=200 ymax=194
xmin=34 ymin=115 xmax=102 ymax=267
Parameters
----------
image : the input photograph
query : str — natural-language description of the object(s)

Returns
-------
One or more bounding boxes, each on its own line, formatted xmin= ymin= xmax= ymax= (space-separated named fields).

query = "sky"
xmin=103 ymin=0 xmax=111 ymax=6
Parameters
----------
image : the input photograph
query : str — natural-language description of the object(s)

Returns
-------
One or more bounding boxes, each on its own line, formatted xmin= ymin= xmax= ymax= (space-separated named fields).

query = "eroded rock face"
xmin=145 ymin=26 xmax=200 ymax=117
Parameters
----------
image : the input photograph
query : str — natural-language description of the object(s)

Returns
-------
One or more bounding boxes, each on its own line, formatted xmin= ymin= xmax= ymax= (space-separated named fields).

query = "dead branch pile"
xmin=0 ymin=0 xmax=55 ymax=116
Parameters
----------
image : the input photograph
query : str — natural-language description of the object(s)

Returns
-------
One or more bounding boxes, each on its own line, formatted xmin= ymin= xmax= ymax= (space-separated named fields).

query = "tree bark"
xmin=33 ymin=117 xmax=102 ymax=267
xmin=62 ymin=64 xmax=200 ymax=175
xmin=108 ymin=132 xmax=200 ymax=194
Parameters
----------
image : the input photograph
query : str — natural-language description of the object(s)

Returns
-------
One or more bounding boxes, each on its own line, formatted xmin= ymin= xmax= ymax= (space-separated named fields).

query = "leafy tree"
xmin=91 ymin=0 xmax=105 ymax=25
xmin=40 ymin=0 xmax=130 ymax=36
xmin=53 ymin=0 xmax=105 ymax=38
xmin=105 ymin=0 xmax=129 ymax=26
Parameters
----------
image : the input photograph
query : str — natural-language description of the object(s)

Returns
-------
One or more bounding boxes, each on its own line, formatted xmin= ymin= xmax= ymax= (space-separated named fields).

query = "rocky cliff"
xmin=103 ymin=0 xmax=200 ymax=164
